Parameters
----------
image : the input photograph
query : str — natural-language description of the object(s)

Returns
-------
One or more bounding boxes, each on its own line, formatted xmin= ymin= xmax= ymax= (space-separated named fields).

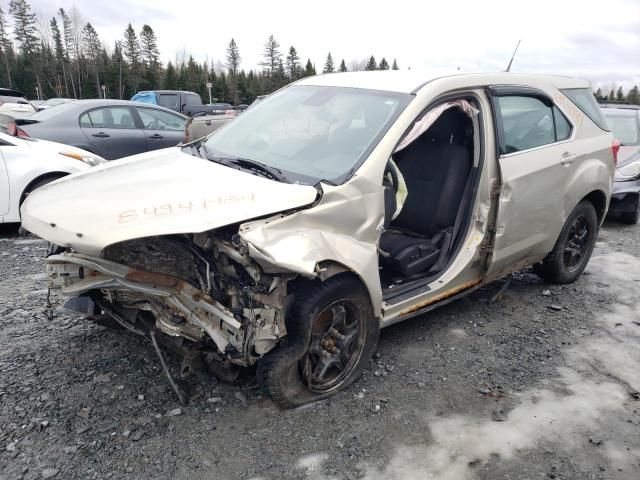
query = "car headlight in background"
xmin=60 ymin=152 xmax=107 ymax=166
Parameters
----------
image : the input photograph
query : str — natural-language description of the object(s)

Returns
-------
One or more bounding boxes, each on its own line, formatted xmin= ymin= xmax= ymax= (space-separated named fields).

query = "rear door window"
xmin=496 ymin=96 xmax=573 ymax=154
xmin=136 ymin=107 xmax=186 ymax=131
xmin=79 ymin=107 xmax=137 ymax=129
xmin=157 ymin=94 xmax=179 ymax=110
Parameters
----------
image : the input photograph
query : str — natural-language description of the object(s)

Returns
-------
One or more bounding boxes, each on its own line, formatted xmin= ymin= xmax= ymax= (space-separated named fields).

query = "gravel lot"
xmin=1 ymin=221 xmax=639 ymax=480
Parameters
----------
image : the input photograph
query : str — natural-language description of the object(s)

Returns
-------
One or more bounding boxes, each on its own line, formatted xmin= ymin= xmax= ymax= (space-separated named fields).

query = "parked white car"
xmin=0 ymin=132 xmax=106 ymax=223
xmin=0 ymin=88 xmax=36 ymax=115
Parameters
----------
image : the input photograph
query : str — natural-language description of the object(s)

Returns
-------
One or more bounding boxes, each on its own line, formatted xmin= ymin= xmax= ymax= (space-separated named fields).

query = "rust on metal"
xmin=399 ymin=278 xmax=483 ymax=316
xmin=125 ymin=269 xmax=180 ymax=288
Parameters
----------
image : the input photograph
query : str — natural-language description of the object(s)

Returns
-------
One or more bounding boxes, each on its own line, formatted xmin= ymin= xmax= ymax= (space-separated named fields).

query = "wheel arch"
xmin=580 ymin=189 xmax=608 ymax=225
xmin=19 ymin=171 xmax=69 ymax=206
xmin=289 ymin=260 xmax=377 ymax=318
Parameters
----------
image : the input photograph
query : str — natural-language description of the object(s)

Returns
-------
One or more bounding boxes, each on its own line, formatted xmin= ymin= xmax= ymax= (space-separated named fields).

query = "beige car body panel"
xmin=22 ymin=72 xmax=613 ymax=340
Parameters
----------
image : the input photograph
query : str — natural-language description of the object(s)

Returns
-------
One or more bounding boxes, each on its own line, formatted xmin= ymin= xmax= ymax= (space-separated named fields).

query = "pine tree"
xmin=627 ymin=85 xmax=640 ymax=105
xmin=378 ymin=57 xmax=389 ymax=70
xmin=595 ymin=87 xmax=603 ymax=101
xmin=225 ymin=38 xmax=240 ymax=76
xmin=365 ymin=56 xmax=377 ymax=71
xmin=285 ymin=46 xmax=300 ymax=79
xmin=338 ymin=59 xmax=347 ymax=72
xmin=260 ymin=34 xmax=281 ymax=75
xmin=123 ymin=23 xmax=140 ymax=92
xmin=82 ymin=23 xmax=102 ymax=96
xmin=140 ymin=25 xmax=160 ymax=89
xmin=392 ymin=58 xmax=399 ymax=70
xmin=140 ymin=25 xmax=159 ymax=67
xmin=608 ymin=89 xmax=615 ymax=101
xmin=224 ymin=38 xmax=240 ymax=103
xmin=616 ymin=86 xmax=624 ymax=101
xmin=323 ymin=52 xmax=334 ymax=73
xmin=164 ymin=61 xmax=177 ymax=89
xmin=0 ymin=7 xmax=14 ymax=87
xmin=9 ymin=0 xmax=38 ymax=55
xmin=57 ymin=8 xmax=76 ymax=98
xmin=303 ymin=58 xmax=315 ymax=77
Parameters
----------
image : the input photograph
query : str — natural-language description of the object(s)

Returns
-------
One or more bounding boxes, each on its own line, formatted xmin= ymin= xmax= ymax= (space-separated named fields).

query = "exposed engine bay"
xmin=47 ymin=226 xmax=296 ymax=374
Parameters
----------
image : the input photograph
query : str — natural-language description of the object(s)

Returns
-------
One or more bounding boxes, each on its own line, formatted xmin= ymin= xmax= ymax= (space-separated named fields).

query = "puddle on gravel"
xmin=296 ymin=251 xmax=640 ymax=479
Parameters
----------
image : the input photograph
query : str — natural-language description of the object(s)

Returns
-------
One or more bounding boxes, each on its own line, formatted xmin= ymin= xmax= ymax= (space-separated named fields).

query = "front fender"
xmin=239 ymin=176 xmax=384 ymax=316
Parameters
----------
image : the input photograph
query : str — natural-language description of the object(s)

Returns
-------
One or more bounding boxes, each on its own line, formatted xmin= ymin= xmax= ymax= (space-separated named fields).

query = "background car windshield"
xmin=0 ymin=95 xmax=29 ymax=104
xmin=603 ymin=114 xmax=639 ymax=145
xmin=202 ymin=85 xmax=409 ymax=184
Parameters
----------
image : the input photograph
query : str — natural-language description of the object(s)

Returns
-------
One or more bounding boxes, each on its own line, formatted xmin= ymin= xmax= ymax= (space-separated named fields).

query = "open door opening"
xmin=379 ymin=98 xmax=481 ymax=302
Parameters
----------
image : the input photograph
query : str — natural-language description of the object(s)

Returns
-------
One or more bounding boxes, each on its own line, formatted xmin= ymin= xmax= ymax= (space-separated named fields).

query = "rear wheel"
xmin=257 ymin=274 xmax=379 ymax=408
xmin=534 ymin=200 xmax=598 ymax=284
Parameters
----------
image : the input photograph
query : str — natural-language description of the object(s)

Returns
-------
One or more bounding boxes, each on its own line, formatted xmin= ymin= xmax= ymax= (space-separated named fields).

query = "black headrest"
xmin=424 ymin=108 xmax=469 ymax=144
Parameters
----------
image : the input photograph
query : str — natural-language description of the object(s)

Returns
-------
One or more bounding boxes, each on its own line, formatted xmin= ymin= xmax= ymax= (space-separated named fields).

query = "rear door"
xmin=79 ymin=106 xmax=147 ymax=160
xmin=486 ymin=86 xmax=576 ymax=275
xmin=134 ymin=106 xmax=187 ymax=150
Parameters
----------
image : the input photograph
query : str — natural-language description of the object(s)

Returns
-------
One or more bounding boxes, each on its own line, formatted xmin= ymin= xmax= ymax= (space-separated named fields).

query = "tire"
xmin=257 ymin=274 xmax=379 ymax=408
xmin=534 ymin=200 xmax=598 ymax=284
xmin=619 ymin=209 xmax=640 ymax=225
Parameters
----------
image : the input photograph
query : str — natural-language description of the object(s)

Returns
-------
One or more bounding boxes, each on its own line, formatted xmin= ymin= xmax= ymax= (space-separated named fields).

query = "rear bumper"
xmin=608 ymin=180 xmax=640 ymax=215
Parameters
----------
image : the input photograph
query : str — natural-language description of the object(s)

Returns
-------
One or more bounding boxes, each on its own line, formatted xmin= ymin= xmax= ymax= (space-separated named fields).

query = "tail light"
xmin=612 ymin=138 xmax=620 ymax=166
xmin=7 ymin=121 xmax=29 ymax=138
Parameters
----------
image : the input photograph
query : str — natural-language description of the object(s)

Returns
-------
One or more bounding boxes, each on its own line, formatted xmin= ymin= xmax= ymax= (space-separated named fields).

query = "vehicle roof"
xmin=138 ymin=90 xmax=199 ymax=95
xmin=295 ymin=71 xmax=590 ymax=94
xmin=28 ymin=99 xmax=187 ymax=121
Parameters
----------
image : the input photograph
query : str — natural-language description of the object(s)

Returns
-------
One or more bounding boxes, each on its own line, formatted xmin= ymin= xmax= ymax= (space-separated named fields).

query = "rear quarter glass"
xmin=560 ymin=88 xmax=610 ymax=131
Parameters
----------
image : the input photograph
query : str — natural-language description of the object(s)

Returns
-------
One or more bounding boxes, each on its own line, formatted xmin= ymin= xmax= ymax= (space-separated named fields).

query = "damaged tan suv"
xmin=22 ymin=72 xmax=615 ymax=408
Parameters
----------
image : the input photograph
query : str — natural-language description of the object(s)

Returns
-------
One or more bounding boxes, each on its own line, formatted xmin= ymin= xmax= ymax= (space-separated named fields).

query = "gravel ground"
xmin=1 ymin=221 xmax=639 ymax=480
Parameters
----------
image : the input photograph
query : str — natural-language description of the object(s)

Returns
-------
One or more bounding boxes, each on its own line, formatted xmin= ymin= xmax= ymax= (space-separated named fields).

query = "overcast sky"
xmin=22 ymin=0 xmax=640 ymax=90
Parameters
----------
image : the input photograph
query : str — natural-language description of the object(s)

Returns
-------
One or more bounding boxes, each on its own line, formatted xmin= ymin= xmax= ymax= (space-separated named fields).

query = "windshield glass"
xmin=602 ymin=113 xmax=640 ymax=146
xmin=198 ymin=85 xmax=411 ymax=184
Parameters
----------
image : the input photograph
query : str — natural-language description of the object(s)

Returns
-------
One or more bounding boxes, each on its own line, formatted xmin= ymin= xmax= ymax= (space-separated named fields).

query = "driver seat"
xmin=379 ymin=109 xmax=472 ymax=277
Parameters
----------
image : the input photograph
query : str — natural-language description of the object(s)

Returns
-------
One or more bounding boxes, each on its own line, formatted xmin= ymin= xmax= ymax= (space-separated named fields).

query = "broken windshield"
xmin=196 ymin=85 xmax=411 ymax=185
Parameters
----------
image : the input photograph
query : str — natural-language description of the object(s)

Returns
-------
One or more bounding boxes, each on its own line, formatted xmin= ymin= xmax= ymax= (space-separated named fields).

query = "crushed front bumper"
xmin=46 ymin=252 xmax=246 ymax=360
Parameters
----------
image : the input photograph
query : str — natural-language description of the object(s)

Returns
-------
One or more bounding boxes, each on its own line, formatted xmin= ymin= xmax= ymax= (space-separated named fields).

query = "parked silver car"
xmin=601 ymin=104 xmax=640 ymax=223
xmin=12 ymin=100 xmax=187 ymax=160
xmin=22 ymin=72 xmax=615 ymax=408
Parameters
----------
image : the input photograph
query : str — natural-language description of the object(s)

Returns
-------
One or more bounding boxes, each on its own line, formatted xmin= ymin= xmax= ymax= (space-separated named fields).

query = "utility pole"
xmin=505 ymin=40 xmax=521 ymax=72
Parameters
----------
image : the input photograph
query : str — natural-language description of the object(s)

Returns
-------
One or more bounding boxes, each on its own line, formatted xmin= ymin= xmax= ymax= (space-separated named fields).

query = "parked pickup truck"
xmin=131 ymin=90 xmax=234 ymax=117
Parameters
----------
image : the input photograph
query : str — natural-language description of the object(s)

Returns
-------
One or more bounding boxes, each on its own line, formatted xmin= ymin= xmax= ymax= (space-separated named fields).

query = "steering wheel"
xmin=384 ymin=159 xmax=400 ymax=194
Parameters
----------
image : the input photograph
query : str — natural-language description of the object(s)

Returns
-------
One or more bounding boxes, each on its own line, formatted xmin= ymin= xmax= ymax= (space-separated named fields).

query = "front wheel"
xmin=257 ymin=274 xmax=379 ymax=408
xmin=534 ymin=200 xmax=598 ymax=284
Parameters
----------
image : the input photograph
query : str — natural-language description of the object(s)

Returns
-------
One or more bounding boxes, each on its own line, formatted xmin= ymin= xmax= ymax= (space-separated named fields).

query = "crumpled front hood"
xmin=21 ymin=148 xmax=318 ymax=255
